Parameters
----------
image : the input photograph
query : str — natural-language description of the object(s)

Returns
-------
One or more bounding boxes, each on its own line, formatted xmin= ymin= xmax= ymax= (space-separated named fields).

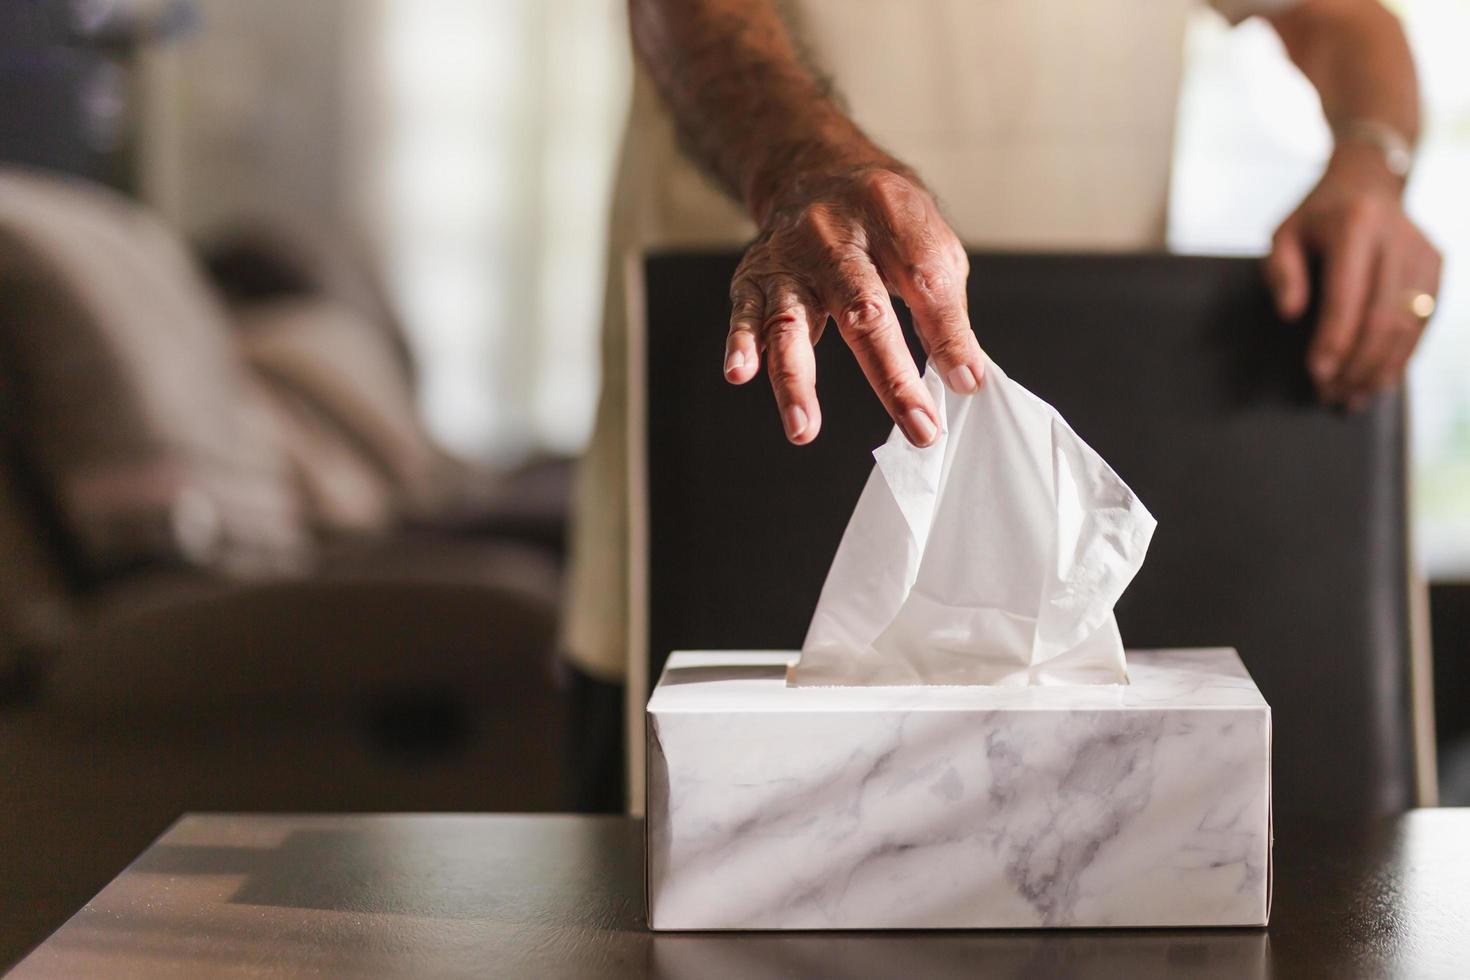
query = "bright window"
xmin=373 ymin=0 xmax=629 ymax=462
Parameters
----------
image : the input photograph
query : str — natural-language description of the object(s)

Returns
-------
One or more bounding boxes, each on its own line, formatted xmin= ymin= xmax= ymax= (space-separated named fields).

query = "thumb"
xmin=1265 ymin=222 xmax=1311 ymax=322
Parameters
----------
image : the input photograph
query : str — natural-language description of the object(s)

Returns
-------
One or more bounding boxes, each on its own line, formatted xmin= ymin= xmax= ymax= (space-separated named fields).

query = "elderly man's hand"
xmin=722 ymin=167 xmax=985 ymax=446
xmin=1265 ymin=146 xmax=1441 ymax=410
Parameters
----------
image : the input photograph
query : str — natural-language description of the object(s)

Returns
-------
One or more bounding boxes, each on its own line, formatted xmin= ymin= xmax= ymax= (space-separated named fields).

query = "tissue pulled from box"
xmin=793 ymin=358 xmax=1156 ymax=687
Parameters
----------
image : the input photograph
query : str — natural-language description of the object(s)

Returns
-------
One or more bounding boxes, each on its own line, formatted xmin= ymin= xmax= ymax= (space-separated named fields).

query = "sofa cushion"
xmin=234 ymin=295 xmax=483 ymax=530
xmin=202 ymin=221 xmax=417 ymax=384
xmin=0 ymin=169 xmax=309 ymax=580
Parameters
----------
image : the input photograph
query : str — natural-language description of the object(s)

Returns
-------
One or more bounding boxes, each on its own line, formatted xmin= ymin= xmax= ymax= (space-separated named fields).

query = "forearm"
xmin=628 ymin=0 xmax=905 ymax=223
xmin=633 ymin=1 xmax=984 ymax=447
xmin=1270 ymin=0 xmax=1419 ymax=190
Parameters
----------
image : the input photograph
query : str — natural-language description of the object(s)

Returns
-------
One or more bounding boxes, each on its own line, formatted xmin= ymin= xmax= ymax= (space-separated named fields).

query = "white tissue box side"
xmin=645 ymin=648 xmax=1271 ymax=931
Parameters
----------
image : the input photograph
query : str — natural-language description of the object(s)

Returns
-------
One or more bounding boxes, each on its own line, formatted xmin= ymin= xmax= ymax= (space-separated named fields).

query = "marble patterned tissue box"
xmin=646 ymin=648 xmax=1271 ymax=931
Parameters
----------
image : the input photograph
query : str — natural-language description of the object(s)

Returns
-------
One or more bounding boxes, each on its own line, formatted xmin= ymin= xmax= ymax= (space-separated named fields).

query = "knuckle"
xmin=729 ymin=300 xmax=762 ymax=326
xmin=858 ymin=168 xmax=910 ymax=201
xmin=762 ymin=307 xmax=806 ymax=339
xmin=729 ymin=285 xmax=760 ymax=308
xmin=908 ymin=260 xmax=954 ymax=302
xmin=1352 ymin=193 xmax=1381 ymax=216
xmin=729 ymin=273 xmax=761 ymax=302
xmin=952 ymin=246 xmax=970 ymax=277
xmin=1346 ymin=197 xmax=1382 ymax=230
xmin=837 ymin=295 xmax=890 ymax=339
xmin=928 ymin=331 xmax=973 ymax=364
xmin=875 ymin=366 xmax=920 ymax=403
xmin=767 ymin=359 xmax=806 ymax=391
xmin=828 ymin=244 xmax=869 ymax=271
xmin=862 ymin=172 xmax=930 ymax=226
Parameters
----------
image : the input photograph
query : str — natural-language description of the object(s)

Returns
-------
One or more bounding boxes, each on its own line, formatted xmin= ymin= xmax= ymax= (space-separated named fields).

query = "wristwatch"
xmin=1335 ymin=119 xmax=1415 ymax=179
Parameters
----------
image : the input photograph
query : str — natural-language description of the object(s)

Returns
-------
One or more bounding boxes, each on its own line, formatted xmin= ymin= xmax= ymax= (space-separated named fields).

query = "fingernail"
xmin=1309 ymin=355 xmax=1336 ymax=382
xmin=946 ymin=364 xmax=979 ymax=394
xmin=784 ymin=404 xmax=808 ymax=439
xmin=725 ymin=350 xmax=746 ymax=375
xmin=905 ymin=408 xmax=937 ymax=446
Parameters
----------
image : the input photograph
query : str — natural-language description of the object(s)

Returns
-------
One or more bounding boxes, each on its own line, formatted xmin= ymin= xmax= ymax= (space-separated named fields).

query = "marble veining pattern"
xmin=646 ymin=649 xmax=1270 ymax=930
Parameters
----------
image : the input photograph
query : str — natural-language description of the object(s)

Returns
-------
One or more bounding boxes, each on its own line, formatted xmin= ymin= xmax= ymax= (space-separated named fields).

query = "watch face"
xmin=1386 ymin=145 xmax=1413 ymax=178
xmin=1339 ymin=120 xmax=1414 ymax=178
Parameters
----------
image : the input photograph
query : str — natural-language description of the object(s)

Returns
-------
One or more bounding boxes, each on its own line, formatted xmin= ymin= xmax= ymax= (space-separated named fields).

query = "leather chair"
xmin=638 ymin=250 xmax=1432 ymax=820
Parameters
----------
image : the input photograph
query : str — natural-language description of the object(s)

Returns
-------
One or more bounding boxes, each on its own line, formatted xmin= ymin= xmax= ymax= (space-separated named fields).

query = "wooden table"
xmin=7 ymin=810 xmax=1468 ymax=979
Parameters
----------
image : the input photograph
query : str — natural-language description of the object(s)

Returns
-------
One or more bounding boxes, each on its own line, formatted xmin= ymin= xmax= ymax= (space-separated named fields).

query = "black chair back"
xmin=642 ymin=250 xmax=1418 ymax=818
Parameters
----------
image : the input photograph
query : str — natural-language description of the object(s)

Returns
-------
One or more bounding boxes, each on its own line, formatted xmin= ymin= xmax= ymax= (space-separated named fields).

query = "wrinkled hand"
xmin=1265 ymin=149 xmax=1441 ymax=409
xmin=724 ymin=167 xmax=984 ymax=446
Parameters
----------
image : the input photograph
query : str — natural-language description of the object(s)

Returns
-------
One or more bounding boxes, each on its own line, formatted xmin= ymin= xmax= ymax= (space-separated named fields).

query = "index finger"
xmin=725 ymin=274 xmax=764 ymax=385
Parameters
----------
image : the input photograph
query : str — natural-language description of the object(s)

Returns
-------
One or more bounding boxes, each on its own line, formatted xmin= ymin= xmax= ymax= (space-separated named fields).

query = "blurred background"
xmin=0 ymin=0 xmax=1465 ymax=966
xmin=139 ymin=0 xmax=630 ymax=463
xmin=50 ymin=0 xmax=1465 ymax=559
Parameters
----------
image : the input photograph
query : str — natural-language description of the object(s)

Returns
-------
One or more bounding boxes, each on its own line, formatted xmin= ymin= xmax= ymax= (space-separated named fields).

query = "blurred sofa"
xmin=0 ymin=168 xmax=573 ymax=963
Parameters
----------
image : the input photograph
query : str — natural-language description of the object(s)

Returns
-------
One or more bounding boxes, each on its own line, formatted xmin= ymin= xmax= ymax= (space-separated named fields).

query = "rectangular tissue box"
xmin=646 ymin=648 xmax=1271 ymax=930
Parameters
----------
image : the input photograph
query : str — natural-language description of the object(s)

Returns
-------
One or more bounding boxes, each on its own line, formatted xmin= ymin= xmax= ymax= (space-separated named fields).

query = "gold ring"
xmin=1406 ymin=290 xmax=1436 ymax=321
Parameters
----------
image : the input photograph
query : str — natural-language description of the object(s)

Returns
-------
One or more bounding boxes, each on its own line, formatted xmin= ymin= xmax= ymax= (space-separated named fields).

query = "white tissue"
xmin=793 ymin=358 xmax=1156 ymax=687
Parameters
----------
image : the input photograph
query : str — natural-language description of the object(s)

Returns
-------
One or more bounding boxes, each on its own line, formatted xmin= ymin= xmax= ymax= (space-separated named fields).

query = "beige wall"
xmin=138 ymin=0 xmax=378 ymax=240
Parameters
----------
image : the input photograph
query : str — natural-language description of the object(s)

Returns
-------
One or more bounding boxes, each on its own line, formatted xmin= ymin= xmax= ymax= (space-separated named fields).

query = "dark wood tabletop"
xmin=7 ymin=810 xmax=1468 ymax=979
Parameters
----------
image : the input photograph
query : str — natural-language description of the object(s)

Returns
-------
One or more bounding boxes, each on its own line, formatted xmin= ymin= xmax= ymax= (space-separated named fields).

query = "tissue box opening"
xmin=646 ymin=648 xmax=1270 ymax=931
